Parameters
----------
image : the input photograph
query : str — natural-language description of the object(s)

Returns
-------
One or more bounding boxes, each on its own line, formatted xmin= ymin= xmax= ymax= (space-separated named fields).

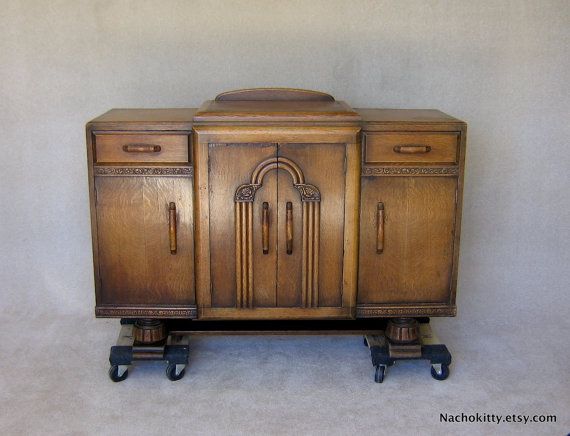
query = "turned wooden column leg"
xmin=385 ymin=317 xmax=419 ymax=343
xmin=133 ymin=319 xmax=167 ymax=344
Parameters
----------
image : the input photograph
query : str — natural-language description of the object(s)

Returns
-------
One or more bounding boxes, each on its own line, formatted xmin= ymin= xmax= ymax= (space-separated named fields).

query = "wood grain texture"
xmin=208 ymin=143 xmax=277 ymax=308
xmin=87 ymin=108 xmax=197 ymax=131
xmin=95 ymin=176 xmax=194 ymax=306
xmin=95 ymin=134 xmax=189 ymax=163
xmin=199 ymin=307 xmax=352 ymax=320
xmin=358 ymin=176 xmax=457 ymax=305
xmin=356 ymin=108 xmax=463 ymax=124
xmin=364 ymin=132 xmax=458 ymax=164
xmin=194 ymin=100 xmax=360 ymax=123
xmin=278 ymin=143 xmax=345 ymax=308
xmin=215 ymin=88 xmax=334 ymax=102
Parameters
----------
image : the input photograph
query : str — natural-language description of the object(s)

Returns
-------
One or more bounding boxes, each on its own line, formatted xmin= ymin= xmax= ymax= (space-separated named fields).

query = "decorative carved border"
xmin=235 ymin=182 xmax=321 ymax=202
xmin=95 ymin=306 xmax=197 ymax=318
xmin=356 ymin=305 xmax=456 ymax=317
xmin=361 ymin=166 xmax=459 ymax=176
xmin=94 ymin=166 xmax=193 ymax=177
xmin=235 ymin=184 xmax=262 ymax=202
xmin=294 ymin=183 xmax=321 ymax=202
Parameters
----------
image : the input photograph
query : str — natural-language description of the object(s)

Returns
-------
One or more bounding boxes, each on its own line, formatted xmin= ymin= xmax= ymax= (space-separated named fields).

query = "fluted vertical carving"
xmin=235 ymin=156 xmax=321 ymax=309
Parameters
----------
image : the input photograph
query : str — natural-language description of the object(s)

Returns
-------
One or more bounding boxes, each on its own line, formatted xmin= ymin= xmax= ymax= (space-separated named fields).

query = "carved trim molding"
xmin=235 ymin=184 xmax=262 ymax=202
xmin=361 ymin=166 xmax=459 ymax=176
xmin=356 ymin=305 xmax=456 ymax=317
xmin=95 ymin=307 xmax=197 ymax=318
xmin=236 ymin=182 xmax=321 ymax=202
xmin=94 ymin=166 xmax=193 ymax=177
xmin=294 ymin=183 xmax=321 ymax=202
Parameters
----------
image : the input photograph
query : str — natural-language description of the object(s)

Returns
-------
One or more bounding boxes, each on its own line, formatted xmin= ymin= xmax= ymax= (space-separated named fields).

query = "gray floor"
xmin=0 ymin=312 xmax=568 ymax=436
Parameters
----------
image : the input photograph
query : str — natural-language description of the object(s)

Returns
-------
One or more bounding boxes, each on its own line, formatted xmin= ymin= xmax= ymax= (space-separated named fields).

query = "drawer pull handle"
xmin=122 ymin=144 xmax=162 ymax=153
xmin=376 ymin=202 xmax=384 ymax=254
xmin=393 ymin=145 xmax=431 ymax=154
xmin=262 ymin=202 xmax=270 ymax=254
xmin=286 ymin=202 xmax=293 ymax=255
xmin=169 ymin=202 xmax=177 ymax=254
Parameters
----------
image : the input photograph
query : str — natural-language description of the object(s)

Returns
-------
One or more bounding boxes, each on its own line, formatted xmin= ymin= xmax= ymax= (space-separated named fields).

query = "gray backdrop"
xmin=0 ymin=1 xmax=568 ymax=434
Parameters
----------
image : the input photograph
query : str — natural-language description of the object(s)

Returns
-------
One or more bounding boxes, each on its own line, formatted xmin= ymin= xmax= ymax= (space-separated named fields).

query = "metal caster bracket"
xmin=364 ymin=320 xmax=452 ymax=383
xmin=108 ymin=320 xmax=190 ymax=382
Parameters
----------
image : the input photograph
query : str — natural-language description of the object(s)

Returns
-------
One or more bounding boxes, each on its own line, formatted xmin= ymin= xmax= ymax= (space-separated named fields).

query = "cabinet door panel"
xmin=95 ymin=177 xmax=194 ymax=306
xmin=278 ymin=143 xmax=346 ymax=308
xmin=358 ymin=177 xmax=456 ymax=304
xmin=208 ymin=143 xmax=277 ymax=308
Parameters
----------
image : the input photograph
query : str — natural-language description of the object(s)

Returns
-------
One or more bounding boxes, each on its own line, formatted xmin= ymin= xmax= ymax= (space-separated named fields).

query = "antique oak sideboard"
xmin=86 ymin=89 xmax=466 ymax=383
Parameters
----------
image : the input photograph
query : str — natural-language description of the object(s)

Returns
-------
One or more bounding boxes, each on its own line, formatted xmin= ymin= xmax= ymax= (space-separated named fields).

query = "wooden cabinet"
xmin=356 ymin=113 xmax=466 ymax=318
xmin=86 ymin=90 xmax=466 ymax=321
xmin=86 ymin=125 xmax=197 ymax=318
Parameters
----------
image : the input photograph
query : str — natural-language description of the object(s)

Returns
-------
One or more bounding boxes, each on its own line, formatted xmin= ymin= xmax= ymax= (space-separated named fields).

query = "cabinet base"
xmin=108 ymin=319 xmax=190 ymax=382
xmin=364 ymin=321 xmax=452 ymax=383
xmin=106 ymin=318 xmax=451 ymax=383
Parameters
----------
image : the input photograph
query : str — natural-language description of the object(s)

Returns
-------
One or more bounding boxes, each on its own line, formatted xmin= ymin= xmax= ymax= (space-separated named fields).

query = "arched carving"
xmin=235 ymin=157 xmax=320 ymax=202
xmin=234 ymin=156 xmax=321 ymax=309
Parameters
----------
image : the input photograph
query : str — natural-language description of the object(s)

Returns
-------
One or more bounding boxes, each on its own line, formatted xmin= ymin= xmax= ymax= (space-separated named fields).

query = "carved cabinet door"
xmin=95 ymin=176 xmax=195 ymax=307
xmin=357 ymin=177 xmax=458 ymax=306
xmin=275 ymin=143 xmax=346 ymax=309
xmin=207 ymin=142 xmax=348 ymax=318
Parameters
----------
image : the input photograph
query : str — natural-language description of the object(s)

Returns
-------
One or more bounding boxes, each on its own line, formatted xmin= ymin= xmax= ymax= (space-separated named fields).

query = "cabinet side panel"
xmin=358 ymin=176 xmax=456 ymax=304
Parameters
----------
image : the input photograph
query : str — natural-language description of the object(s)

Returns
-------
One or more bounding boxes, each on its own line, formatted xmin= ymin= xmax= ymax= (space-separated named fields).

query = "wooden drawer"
xmin=94 ymin=134 xmax=190 ymax=164
xmin=363 ymin=132 xmax=458 ymax=164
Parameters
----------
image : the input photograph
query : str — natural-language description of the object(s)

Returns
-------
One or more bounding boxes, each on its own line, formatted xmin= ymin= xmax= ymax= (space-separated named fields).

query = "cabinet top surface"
xmin=193 ymin=100 xmax=361 ymax=123
xmin=355 ymin=108 xmax=464 ymax=124
xmin=88 ymin=108 xmax=464 ymax=128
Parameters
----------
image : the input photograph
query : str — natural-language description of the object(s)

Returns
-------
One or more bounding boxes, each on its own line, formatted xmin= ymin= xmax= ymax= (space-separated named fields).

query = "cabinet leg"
xmin=108 ymin=319 xmax=190 ymax=382
xmin=364 ymin=318 xmax=452 ymax=383
xmin=133 ymin=318 xmax=167 ymax=344
xmin=385 ymin=317 xmax=419 ymax=343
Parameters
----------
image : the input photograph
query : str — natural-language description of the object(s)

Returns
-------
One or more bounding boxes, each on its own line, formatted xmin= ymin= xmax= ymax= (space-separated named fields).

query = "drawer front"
xmin=95 ymin=134 xmax=190 ymax=164
xmin=364 ymin=132 xmax=458 ymax=165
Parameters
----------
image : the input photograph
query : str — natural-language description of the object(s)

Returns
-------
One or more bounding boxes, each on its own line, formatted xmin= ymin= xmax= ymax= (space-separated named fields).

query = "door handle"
xmin=376 ymin=202 xmax=384 ymax=254
xmin=262 ymin=202 xmax=270 ymax=254
xmin=286 ymin=202 xmax=293 ymax=255
xmin=393 ymin=145 xmax=431 ymax=154
xmin=169 ymin=202 xmax=177 ymax=254
xmin=122 ymin=144 xmax=162 ymax=153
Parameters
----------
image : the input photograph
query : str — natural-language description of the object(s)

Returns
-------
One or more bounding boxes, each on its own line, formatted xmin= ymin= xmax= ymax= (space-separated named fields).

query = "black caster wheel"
xmin=166 ymin=363 xmax=186 ymax=381
xmin=374 ymin=365 xmax=386 ymax=383
xmin=108 ymin=365 xmax=128 ymax=382
xmin=431 ymin=363 xmax=450 ymax=381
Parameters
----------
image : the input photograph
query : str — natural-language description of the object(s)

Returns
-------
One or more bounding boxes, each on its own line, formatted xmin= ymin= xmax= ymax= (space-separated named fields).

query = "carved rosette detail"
xmin=361 ymin=166 xmax=459 ymax=176
xmin=234 ymin=184 xmax=262 ymax=202
xmin=294 ymin=183 xmax=321 ymax=202
xmin=94 ymin=166 xmax=193 ymax=176
xmin=95 ymin=307 xmax=197 ymax=318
